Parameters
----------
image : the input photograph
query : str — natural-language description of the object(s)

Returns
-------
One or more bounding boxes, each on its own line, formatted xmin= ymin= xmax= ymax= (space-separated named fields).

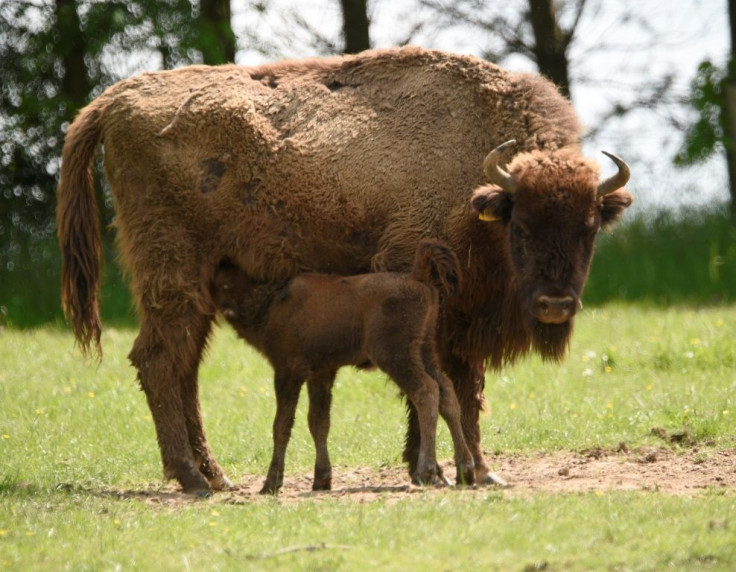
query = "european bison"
xmin=212 ymin=239 xmax=474 ymax=492
xmin=57 ymin=46 xmax=632 ymax=494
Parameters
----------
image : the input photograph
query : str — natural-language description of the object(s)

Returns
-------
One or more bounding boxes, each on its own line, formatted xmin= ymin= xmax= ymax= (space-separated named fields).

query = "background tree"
xmin=421 ymin=0 xmax=578 ymax=97
xmin=0 ymin=0 xmax=236 ymax=272
xmin=0 ymin=0 xmax=238 ymax=326
xmin=199 ymin=0 xmax=236 ymax=64
xmin=675 ymin=0 xmax=736 ymax=218
xmin=419 ymin=0 xmax=675 ymax=118
xmin=339 ymin=0 xmax=371 ymax=53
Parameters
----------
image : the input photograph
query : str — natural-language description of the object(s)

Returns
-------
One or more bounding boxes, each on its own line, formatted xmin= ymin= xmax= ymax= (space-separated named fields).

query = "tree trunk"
xmin=339 ymin=0 xmax=370 ymax=54
xmin=725 ymin=0 xmax=736 ymax=217
xmin=199 ymin=0 xmax=236 ymax=64
xmin=527 ymin=0 xmax=571 ymax=99
xmin=54 ymin=0 xmax=90 ymax=108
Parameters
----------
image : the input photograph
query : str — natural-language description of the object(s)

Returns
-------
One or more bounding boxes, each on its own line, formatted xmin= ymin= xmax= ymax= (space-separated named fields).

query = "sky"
xmin=228 ymin=0 xmax=731 ymax=215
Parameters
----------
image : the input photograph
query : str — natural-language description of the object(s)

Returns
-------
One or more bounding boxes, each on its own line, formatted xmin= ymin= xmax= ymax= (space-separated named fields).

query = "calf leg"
xmin=444 ymin=355 xmax=497 ymax=484
xmin=380 ymin=359 xmax=442 ymax=486
xmin=422 ymin=344 xmax=475 ymax=485
xmin=306 ymin=370 xmax=336 ymax=491
xmin=261 ymin=371 xmax=303 ymax=494
xmin=402 ymin=400 xmax=421 ymax=479
xmin=437 ymin=375 xmax=476 ymax=485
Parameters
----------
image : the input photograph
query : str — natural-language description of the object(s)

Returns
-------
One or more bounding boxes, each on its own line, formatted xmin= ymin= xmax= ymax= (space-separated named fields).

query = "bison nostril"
xmin=535 ymin=295 xmax=576 ymax=322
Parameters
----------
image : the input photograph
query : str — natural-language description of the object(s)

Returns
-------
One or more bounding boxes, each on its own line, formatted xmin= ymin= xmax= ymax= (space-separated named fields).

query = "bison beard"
xmin=56 ymin=46 xmax=631 ymax=493
xmin=531 ymin=320 xmax=572 ymax=362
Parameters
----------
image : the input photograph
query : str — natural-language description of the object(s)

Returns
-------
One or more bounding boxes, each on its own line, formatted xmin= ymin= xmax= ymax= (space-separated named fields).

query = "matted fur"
xmin=57 ymin=46 xmax=631 ymax=492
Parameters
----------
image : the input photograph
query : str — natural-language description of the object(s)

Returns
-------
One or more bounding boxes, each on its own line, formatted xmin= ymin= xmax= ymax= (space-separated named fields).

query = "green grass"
xmin=2 ymin=305 xmax=736 ymax=570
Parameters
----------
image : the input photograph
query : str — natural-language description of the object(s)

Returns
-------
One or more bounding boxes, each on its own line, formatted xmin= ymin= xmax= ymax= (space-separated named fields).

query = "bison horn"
xmin=483 ymin=139 xmax=518 ymax=194
xmin=597 ymin=151 xmax=631 ymax=197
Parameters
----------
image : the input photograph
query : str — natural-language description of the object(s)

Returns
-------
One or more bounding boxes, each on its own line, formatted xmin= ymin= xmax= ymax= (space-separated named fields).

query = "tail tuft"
xmin=411 ymin=239 xmax=461 ymax=299
xmin=57 ymin=103 xmax=105 ymax=357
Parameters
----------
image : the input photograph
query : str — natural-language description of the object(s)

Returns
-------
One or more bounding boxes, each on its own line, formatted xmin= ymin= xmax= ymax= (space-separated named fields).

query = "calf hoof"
xmin=455 ymin=461 xmax=476 ymax=486
xmin=411 ymin=468 xmax=450 ymax=487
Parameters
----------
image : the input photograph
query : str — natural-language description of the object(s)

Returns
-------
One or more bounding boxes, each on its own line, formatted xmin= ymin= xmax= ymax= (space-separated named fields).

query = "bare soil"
xmin=128 ymin=447 xmax=736 ymax=505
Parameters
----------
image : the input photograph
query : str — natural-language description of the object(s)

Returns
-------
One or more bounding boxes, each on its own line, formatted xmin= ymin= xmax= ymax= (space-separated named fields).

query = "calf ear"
xmin=471 ymin=184 xmax=513 ymax=223
xmin=599 ymin=188 xmax=633 ymax=229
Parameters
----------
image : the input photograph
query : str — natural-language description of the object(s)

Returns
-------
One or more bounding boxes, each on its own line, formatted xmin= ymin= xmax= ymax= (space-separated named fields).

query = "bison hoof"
xmin=481 ymin=472 xmax=511 ymax=488
xmin=259 ymin=481 xmax=282 ymax=495
xmin=180 ymin=480 xmax=213 ymax=497
xmin=176 ymin=464 xmax=213 ymax=496
xmin=189 ymin=488 xmax=214 ymax=499
xmin=312 ymin=479 xmax=332 ymax=491
xmin=209 ymin=474 xmax=235 ymax=491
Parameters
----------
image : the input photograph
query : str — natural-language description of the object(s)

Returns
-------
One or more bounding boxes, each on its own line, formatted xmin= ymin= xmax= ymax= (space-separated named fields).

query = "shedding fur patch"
xmin=200 ymin=158 xmax=226 ymax=194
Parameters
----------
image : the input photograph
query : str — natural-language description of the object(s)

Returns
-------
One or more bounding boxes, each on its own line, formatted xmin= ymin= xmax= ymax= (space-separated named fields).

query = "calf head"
xmin=211 ymin=260 xmax=254 ymax=320
xmin=471 ymin=140 xmax=633 ymax=359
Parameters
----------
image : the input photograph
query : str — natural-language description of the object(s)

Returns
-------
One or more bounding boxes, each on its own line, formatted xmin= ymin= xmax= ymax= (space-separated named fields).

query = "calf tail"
xmin=56 ymin=101 xmax=106 ymax=357
xmin=411 ymin=239 xmax=462 ymax=299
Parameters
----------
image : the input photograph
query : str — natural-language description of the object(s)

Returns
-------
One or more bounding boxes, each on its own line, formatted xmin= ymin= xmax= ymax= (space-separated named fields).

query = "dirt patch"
xmin=237 ymin=448 xmax=736 ymax=502
xmin=113 ymin=447 xmax=736 ymax=505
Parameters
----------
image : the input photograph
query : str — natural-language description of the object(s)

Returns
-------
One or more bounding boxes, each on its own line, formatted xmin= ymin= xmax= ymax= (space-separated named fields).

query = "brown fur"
xmin=212 ymin=239 xmax=473 ymax=492
xmin=57 ymin=46 xmax=631 ymax=492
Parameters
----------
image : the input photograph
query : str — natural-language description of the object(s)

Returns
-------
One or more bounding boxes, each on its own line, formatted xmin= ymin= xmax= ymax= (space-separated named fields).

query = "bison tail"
xmin=56 ymin=101 xmax=105 ymax=358
xmin=411 ymin=239 xmax=462 ymax=300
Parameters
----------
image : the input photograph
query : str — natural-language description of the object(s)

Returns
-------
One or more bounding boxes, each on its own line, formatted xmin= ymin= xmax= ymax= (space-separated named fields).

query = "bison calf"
xmin=212 ymin=239 xmax=475 ymax=493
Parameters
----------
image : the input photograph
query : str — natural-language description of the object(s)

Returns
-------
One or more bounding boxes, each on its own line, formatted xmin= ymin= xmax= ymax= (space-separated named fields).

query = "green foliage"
xmin=585 ymin=208 xmax=736 ymax=305
xmin=0 ymin=240 xmax=134 ymax=329
xmin=674 ymin=60 xmax=728 ymax=167
xmin=0 ymin=0 xmax=233 ymax=275
xmin=1 ymin=309 xmax=736 ymax=570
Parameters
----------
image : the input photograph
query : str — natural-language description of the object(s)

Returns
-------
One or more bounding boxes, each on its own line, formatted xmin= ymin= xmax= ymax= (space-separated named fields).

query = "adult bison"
xmin=57 ymin=46 xmax=632 ymax=494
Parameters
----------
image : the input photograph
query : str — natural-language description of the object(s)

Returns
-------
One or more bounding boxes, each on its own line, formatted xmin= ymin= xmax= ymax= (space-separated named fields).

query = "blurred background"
xmin=1 ymin=0 xmax=735 ymax=328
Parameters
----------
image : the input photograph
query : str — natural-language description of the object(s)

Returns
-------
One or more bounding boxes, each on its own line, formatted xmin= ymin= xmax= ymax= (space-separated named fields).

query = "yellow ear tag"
xmin=478 ymin=208 xmax=500 ymax=222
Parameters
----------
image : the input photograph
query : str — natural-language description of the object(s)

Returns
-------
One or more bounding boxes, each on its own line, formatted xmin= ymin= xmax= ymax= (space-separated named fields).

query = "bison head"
xmin=470 ymin=140 xmax=632 ymax=359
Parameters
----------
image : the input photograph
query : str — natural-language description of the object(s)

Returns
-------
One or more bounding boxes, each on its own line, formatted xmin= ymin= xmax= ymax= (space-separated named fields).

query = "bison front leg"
xmin=443 ymin=355 xmax=506 ymax=486
xmin=130 ymin=310 xmax=224 ymax=496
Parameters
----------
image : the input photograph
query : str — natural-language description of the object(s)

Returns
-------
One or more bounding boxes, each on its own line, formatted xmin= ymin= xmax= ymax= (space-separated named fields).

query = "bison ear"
xmin=471 ymin=184 xmax=513 ymax=223
xmin=599 ymin=188 xmax=633 ymax=229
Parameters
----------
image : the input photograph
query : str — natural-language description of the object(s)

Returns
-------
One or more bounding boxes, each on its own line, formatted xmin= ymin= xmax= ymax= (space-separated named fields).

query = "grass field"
xmin=1 ymin=305 xmax=735 ymax=570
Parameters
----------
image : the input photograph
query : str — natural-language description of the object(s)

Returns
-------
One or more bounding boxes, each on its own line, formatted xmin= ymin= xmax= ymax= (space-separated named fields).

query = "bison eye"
xmin=511 ymin=221 xmax=531 ymax=256
xmin=511 ymin=221 xmax=531 ymax=242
